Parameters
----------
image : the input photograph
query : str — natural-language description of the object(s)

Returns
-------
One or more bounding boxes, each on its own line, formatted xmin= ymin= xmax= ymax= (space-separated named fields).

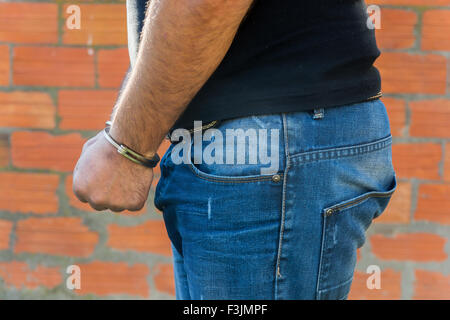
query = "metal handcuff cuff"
xmin=103 ymin=121 xmax=160 ymax=168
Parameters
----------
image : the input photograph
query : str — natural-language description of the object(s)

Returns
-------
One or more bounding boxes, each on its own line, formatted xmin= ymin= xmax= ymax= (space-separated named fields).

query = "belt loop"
xmin=312 ymin=108 xmax=325 ymax=120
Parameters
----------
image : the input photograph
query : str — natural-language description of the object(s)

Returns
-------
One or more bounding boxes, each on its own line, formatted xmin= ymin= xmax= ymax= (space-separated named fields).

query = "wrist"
xmin=104 ymin=124 xmax=160 ymax=168
xmin=108 ymin=121 xmax=157 ymax=158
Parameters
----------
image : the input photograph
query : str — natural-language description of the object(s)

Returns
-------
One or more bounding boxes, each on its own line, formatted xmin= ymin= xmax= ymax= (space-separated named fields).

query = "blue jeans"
xmin=154 ymin=99 xmax=397 ymax=300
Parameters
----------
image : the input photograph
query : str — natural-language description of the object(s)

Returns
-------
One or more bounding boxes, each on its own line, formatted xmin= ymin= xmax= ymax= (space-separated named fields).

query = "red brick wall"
xmin=0 ymin=0 xmax=448 ymax=299
xmin=0 ymin=0 xmax=174 ymax=299
xmin=349 ymin=0 xmax=450 ymax=300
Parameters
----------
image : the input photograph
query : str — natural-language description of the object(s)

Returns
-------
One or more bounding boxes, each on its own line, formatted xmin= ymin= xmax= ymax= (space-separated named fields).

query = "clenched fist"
xmin=72 ymin=131 xmax=154 ymax=212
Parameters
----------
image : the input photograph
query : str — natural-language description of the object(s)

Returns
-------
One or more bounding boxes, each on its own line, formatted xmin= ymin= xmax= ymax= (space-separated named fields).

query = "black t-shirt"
xmin=127 ymin=0 xmax=381 ymax=131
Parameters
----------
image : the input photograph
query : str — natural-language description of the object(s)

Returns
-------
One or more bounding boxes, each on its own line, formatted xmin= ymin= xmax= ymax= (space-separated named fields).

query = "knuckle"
xmin=128 ymin=201 xmax=145 ymax=212
xmin=90 ymin=204 xmax=106 ymax=211
xmin=89 ymin=194 xmax=106 ymax=207
xmin=72 ymin=180 xmax=81 ymax=193
xmin=108 ymin=201 xmax=125 ymax=213
xmin=87 ymin=198 xmax=107 ymax=211
xmin=72 ymin=184 xmax=87 ymax=203
xmin=109 ymin=206 xmax=125 ymax=213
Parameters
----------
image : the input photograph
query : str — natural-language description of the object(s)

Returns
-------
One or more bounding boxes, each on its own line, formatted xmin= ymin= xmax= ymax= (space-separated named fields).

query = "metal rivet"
xmin=272 ymin=174 xmax=281 ymax=183
xmin=325 ymin=208 xmax=334 ymax=216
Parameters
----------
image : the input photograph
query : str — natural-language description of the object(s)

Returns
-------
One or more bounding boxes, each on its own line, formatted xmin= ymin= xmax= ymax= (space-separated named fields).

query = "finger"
xmin=76 ymin=195 xmax=89 ymax=204
xmin=109 ymin=206 xmax=125 ymax=213
xmin=72 ymin=184 xmax=89 ymax=203
xmin=87 ymin=201 xmax=108 ymax=212
xmin=127 ymin=202 xmax=146 ymax=212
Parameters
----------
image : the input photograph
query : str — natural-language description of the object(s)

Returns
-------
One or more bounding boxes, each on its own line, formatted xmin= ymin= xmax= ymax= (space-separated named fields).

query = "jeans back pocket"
xmin=316 ymin=173 xmax=397 ymax=300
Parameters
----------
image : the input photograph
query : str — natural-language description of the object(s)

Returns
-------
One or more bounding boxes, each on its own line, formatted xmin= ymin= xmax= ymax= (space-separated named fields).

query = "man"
xmin=74 ymin=0 xmax=397 ymax=299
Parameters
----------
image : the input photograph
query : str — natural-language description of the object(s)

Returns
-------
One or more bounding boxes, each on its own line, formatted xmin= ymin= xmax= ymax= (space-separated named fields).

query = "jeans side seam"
xmin=274 ymin=113 xmax=290 ymax=300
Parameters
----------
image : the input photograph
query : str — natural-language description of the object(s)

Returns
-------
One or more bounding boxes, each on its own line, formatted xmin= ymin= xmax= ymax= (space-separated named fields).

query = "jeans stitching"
xmin=315 ymin=178 xmax=396 ymax=299
xmin=317 ymin=219 xmax=355 ymax=299
xmin=187 ymin=163 xmax=284 ymax=183
xmin=185 ymin=118 xmax=286 ymax=184
xmin=318 ymin=276 xmax=354 ymax=299
xmin=316 ymin=212 xmax=328 ymax=299
xmin=274 ymin=113 xmax=290 ymax=300
xmin=324 ymin=186 xmax=396 ymax=215
xmin=290 ymin=134 xmax=392 ymax=163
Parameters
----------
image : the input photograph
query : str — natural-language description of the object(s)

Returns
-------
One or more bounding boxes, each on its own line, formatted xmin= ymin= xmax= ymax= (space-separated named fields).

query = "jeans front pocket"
xmin=316 ymin=173 xmax=397 ymax=300
xmin=183 ymin=114 xmax=285 ymax=183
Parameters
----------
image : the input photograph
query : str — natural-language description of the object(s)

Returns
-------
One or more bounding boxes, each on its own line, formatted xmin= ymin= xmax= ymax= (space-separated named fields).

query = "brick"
xmin=59 ymin=90 xmax=118 ymax=130
xmin=63 ymin=4 xmax=127 ymax=45
xmin=445 ymin=143 xmax=450 ymax=182
xmin=0 ymin=220 xmax=13 ymax=250
xmin=107 ymin=221 xmax=172 ymax=256
xmin=0 ymin=172 xmax=59 ymax=214
xmin=0 ymin=261 xmax=62 ymax=290
xmin=392 ymin=143 xmax=442 ymax=180
xmin=348 ymin=269 xmax=401 ymax=300
xmin=0 ymin=45 xmax=9 ymax=86
xmin=15 ymin=217 xmax=99 ymax=257
xmin=422 ymin=10 xmax=450 ymax=51
xmin=0 ymin=134 xmax=9 ymax=167
xmin=376 ymin=52 xmax=447 ymax=94
xmin=0 ymin=91 xmax=55 ymax=129
xmin=75 ymin=261 xmax=150 ymax=298
xmin=64 ymin=175 xmax=147 ymax=215
xmin=371 ymin=233 xmax=447 ymax=262
xmin=414 ymin=270 xmax=450 ymax=300
xmin=410 ymin=99 xmax=450 ymax=138
xmin=382 ymin=97 xmax=406 ymax=137
xmin=375 ymin=181 xmax=411 ymax=224
xmin=97 ymin=48 xmax=129 ymax=88
xmin=376 ymin=9 xmax=417 ymax=50
xmin=415 ymin=184 xmax=450 ymax=225
xmin=13 ymin=46 xmax=95 ymax=87
xmin=153 ymin=263 xmax=175 ymax=296
xmin=11 ymin=132 xmax=85 ymax=172
xmin=0 ymin=3 xmax=58 ymax=44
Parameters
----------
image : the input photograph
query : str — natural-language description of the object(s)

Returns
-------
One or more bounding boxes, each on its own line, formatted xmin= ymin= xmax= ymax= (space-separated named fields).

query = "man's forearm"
xmin=109 ymin=0 xmax=254 ymax=157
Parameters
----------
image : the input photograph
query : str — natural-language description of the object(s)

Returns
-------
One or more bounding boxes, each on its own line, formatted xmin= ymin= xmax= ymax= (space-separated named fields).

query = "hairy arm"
xmin=73 ymin=0 xmax=254 ymax=212
xmin=109 ymin=0 xmax=255 ymax=157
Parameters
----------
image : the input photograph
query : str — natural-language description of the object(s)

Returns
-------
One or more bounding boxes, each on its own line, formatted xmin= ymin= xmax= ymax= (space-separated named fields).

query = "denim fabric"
xmin=154 ymin=99 xmax=397 ymax=300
